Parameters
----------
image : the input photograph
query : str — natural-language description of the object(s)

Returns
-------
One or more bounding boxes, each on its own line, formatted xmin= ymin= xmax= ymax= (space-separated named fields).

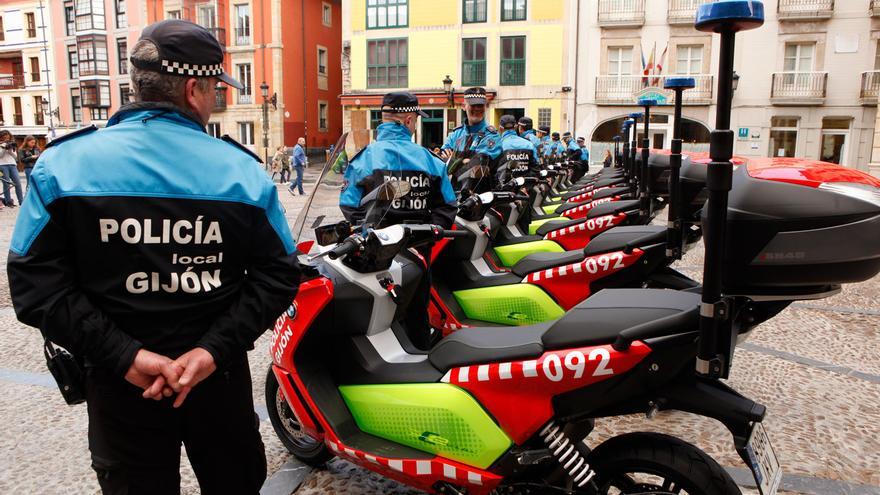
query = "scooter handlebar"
xmin=440 ymin=229 xmax=469 ymax=238
xmin=327 ymin=237 xmax=360 ymax=260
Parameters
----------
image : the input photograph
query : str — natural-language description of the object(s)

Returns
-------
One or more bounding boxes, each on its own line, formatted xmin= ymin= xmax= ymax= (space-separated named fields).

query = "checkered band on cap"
xmin=464 ymin=93 xmax=485 ymax=99
xmin=383 ymin=105 xmax=421 ymax=113
xmin=161 ymin=59 xmax=224 ymax=77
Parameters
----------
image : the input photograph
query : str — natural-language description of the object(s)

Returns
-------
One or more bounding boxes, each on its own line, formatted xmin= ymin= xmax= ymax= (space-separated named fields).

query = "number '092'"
xmin=541 ymin=349 xmax=615 ymax=382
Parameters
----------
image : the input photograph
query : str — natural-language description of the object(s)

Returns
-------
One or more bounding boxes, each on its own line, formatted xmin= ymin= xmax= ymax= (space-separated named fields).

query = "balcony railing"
xmin=238 ymin=92 xmax=253 ymax=105
xmin=462 ymin=60 xmax=486 ymax=87
xmin=34 ymin=113 xmax=44 ymax=126
xmin=0 ymin=73 xmax=25 ymax=90
xmin=215 ymin=87 xmax=227 ymax=111
xmin=668 ymin=0 xmax=711 ymax=24
xmin=777 ymin=0 xmax=834 ymax=20
xmin=597 ymin=0 xmax=645 ymax=27
xmin=770 ymin=71 xmax=827 ymax=104
xmin=500 ymin=60 xmax=525 ymax=86
xmin=235 ymin=28 xmax=250 ymax=46
xmin=595 ymin=74 xmax=714 ymax=105
xmin=860 ymin=70 xmax=880 ymax=105
xmin=872 ymin=0 xmax=880 ymax=17
xmin=13 ymin=113 xmax=22 ymax=126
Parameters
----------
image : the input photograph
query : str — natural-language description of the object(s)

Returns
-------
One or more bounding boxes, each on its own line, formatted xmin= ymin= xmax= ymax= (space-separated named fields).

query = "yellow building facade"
xmin=341 ymin=0 xmax=575 ymax=148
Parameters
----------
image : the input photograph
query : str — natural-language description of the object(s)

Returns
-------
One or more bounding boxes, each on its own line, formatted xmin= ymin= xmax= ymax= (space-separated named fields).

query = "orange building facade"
xmin=144 ymin=0 xmax=342 ymax=156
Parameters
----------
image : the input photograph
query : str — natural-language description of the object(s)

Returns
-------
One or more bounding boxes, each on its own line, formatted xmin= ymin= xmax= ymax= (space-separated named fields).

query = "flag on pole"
xmin=643 ymin=42 xmax=656 ymax=86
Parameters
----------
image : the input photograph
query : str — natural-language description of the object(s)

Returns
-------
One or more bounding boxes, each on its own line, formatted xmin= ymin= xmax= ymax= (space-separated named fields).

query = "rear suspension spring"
xmin=539 ymin=422 xmax=597 ymax=488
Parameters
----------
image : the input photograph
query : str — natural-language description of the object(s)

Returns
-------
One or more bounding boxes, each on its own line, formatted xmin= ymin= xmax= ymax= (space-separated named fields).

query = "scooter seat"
xmin=428 ymin=289 xmax=700 ymax=370
xmin=586 ymin=199 xmax=641 ymax=219
xmin=535 ymin=218 xmax=583 ymax=236
xmin=511 ymin=225 xmax=666 ymax=277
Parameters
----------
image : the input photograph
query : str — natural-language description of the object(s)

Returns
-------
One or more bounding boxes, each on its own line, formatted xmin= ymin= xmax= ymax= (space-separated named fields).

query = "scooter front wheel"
xmin=585 ymin=432 xmax=741 ymax=495
xmin=265 ymin=366 xmax=333 ymax=466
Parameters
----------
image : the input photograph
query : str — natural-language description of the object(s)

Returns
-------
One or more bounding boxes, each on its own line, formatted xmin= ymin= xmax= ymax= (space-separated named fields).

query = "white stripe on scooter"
xmin=458 ymin=367 xmax=470 ymax=383
xmin=477 ymin=365 xmax=490 ymax=381
xmin=499 ymin=362 xmax=512 ymax=379
xmin=523 ymin=360 xmax=538 ymax=377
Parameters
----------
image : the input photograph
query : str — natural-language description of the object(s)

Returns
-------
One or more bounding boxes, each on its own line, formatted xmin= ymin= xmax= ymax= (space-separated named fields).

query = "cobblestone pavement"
xmin=1 ymin=167 xmax=878 ymax=495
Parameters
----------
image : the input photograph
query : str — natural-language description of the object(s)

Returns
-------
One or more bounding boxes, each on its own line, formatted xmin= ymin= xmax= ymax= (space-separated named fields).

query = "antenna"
xmin=694 ymin=0 xmax=765 ymax=379
xmin=663 ymin=77 xmax=696 ymax=261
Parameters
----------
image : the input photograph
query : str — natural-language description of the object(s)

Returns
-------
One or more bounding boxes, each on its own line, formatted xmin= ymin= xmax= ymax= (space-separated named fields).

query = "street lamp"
xmin=442 ymin=75 xmax=454 ymax=108
xmin=732 ymin=71 xmax=740 ymax=92
xmin=41 ymin=96 xmax=59 ymax=137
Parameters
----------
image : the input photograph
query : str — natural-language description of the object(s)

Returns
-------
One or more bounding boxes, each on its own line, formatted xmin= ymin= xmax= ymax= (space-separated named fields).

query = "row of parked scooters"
xmin=264 ymin=3 xmax=880 ymax=494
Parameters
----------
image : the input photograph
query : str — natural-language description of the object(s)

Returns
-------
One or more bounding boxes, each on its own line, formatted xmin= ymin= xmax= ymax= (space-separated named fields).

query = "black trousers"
xmin=401 ymin=246 xmax=435 ymax=351
xmin=86 ymin=356 xmax=266 ymax=495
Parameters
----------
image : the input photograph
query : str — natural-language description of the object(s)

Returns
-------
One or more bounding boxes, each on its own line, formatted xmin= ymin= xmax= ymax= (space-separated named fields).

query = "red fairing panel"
xmin=429 ymin=287 xmax=470 ymax=335
xmin=561 ymin=197 xmax=620 ymax=219
xmin=565 ymin=185 xmax=611 ymax=204
xmin=270 ymin=277 xmax=334 ymax=439
xmin=324 ymin=435 xmax=502 ymax=494
xmin=442 ymin=342 xmax=652 ymax=444
xmin=543 ymin=213 xmax=628 ymax=251
xmin=746 ymin=157 xmax=880 ymax=189
xmin=524 ymin=249 xmax=644 ymax=309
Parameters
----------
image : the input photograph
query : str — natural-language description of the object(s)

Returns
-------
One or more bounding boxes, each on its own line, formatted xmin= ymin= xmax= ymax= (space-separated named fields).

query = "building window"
xmin=115 ymin=0 xmax=127 ymax=29
xmin=676 ymin=45 xmax=703 ymax=75
xmin=318 ymin=102 xmax=328 ymax=131
xmin=34 ymin=96 xmax=44 ymax=126
xmin=0 ymin=17 xmax=5 ymax=41
xmin=234 ymin=4 xmax=250 ymax=45
xmin=12 ymin=97 xmax=22 ymax=126
xmin=207 ymin=122 xmax=221 ymax=138
xmin=238 ymin=121 xmax=254 ymax=145
xmin=119 ymin=82 xmax=130 ymax=104
xmin=463 ymin=0 xmax=487 ymax=23
xmin=198 ymin=5 xmax=217 ymax=28
xmin=820 ymin=117 xmax=851 ymax=165
xmin=67 ymin=45 xmax=79 ymax=79
xmin=237 ymin=63 xmax=252 ymax=104
xmin=80 ymin=80 xmax=111 ymax=107
xmin=75 ymin=0 xmax=106 ymax=31
xmin=608 ymin=46 xmax=632 ymax=76
xmin=370 ymin=110 xmax=382 ymax=129
xmin=317 ymin=47 xmax=327 ymax=75
xmin=769 ymin=117 xmax=798 ymax=158
xmin=367 ymin=38 xmax=408 ymax=88
xmin=875 ymin=40 xmax=880 ymax=70
xmin=784 ymin=43 xmax=814 ymax=73
xmin=71 ymin=88 xmax=82 ymax=122
xmin=26 ymin=12 xmax=36 ymax=38
xmin=538 ymin=108 xmax=551 ymax=129
xmin=500 ymin=36 xmax=526 ymax=86
xmin=29 ymin=57 xmax=40 ymax=82
xmin=367 ymin=0 xmax=408 ymax=29
xmin=322 ymin=2 xmax=332 ymax=27
xmin=64 ymin=2 xmax=75 ymax=36
xmin=78 ymin=35 xmax=109 ymax=76
xmin=166 ymin=10 xmax=180 ymax=19
xmin=117 ymin=39 xmax=127 ymax=75
xmin=462 ymin=38 xmax=486 ymax=86
xmin=91 ymin=107 xmax=108 ymax=120
xmin=501 ymin=0 xmax=526 ymax=21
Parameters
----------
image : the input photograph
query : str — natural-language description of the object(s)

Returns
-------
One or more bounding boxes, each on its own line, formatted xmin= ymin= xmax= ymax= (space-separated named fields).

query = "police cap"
xmin=130 ymin=20 xmax=243 ymax=89
xmin=381 ymin=91 xmax=429 ymax=117
xmin=538 ymin=125 xmax=550 ymax=134
xmin=518 ymin=116 xmax=533 ymax=129
xmin=463 ymin=87 xmax=487 ymax=105
xmin=577 ymin=136 xmax=585 ymax=143
xmin=563 ymin=131 xmax=572 ymax=139
xmin=499 ymin=114 xmax=517 ymax=129
xmin=552 ymin=132 xmax=560 ymax=139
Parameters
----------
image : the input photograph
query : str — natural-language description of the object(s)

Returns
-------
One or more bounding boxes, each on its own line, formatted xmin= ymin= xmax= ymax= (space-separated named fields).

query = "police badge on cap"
xmin=130 ymin=20 xmax=243 ymax=89
xmin=381 ymin=91 xmax=429 ymax=118
xmin=463 ymin=87 xmax=488 ymax=105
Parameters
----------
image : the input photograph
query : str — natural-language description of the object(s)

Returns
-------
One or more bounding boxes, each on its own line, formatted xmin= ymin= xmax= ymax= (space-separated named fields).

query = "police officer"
xmin=563 ymin=133 xmax=589 ymax=181
xmin=577 ymin=136 xmax=591 ymax=163
xmin=497 ymin=114 xmax=539 ymax=183
xmin=340 ymin=91 xmax=457 ymax=350
xmin=545 ymin=131 xmax=563 ymax=162
xmin=440 ymin=87 xmax=502 ymax=192
xmin=8 ymin=20 xmax=300 ymax=494
xmin=517 ymin=116 xmax=542 ymax=151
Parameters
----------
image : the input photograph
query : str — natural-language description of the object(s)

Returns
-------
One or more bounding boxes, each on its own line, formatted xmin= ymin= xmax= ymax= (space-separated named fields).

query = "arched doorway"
xmin=590 ymin=115 xmax=711 ymax=160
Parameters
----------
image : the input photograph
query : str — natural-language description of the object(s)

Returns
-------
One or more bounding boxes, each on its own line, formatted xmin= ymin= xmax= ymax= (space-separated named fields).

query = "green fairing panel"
xmin=494 ymin=240 xmax=564 ymax=266
xmin=527 ymin=217 xmax=565 ymax=235
xmin=338 ymin=384 xmax=512 ymax=469
xmin=453 ymin=283 xmax=564 ymax=326
xmin=542 ymin=204 xmax=562 ymax=215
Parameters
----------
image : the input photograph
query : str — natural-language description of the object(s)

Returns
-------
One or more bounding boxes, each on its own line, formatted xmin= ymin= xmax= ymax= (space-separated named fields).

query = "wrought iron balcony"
xmin=597 ymin=0 xmax=645 ymax=28
xmin=214 ymin=87 xmax=227 ymax=111
xmin=0 ymin=73 xmax=25 ymax=90
xmin=462 ymin=61 xmax=486 ymax=87
xmin=777 ymin=0 xmax=834 ymax=20
xmin=668 ymin=0 xmax=712 ymax=25
xmin=207 ymin=27 xmax=226 ymax=46
xmin=770 ymin=71 xmax=827 ymax=105
xmin=500 ymin=60 xmax=525 ymax=86
xmin=860 ymin=70 xmax=880 ymax=105
xmin=594 ymin=74 xmax=714 ymax=105
xmin=872 ymin=0 xmax=880 ymax=17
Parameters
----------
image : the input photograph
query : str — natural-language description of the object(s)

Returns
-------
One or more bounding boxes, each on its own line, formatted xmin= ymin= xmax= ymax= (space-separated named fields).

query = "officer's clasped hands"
xmin=127 ymin=347 xmax=217 ymax=407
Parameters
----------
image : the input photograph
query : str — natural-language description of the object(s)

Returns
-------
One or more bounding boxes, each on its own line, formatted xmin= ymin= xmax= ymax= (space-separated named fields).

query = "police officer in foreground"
xmin=498 ymin=114 xmax=539 ymax=183
xmin=8 ymin=20 xmax=300 ymax=494
xmin=440 ymin=87 xmax=502 ymax=192
xmin=339 ymin=91 xmax=456 ymax=349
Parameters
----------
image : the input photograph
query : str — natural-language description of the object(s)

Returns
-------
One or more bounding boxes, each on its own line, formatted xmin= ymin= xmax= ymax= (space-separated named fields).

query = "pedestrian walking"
xmin=270 ymin=145 xmax=285 ymax=182
xmin=7 ymin=20 xmax=301 ymax=495
xmin=281 ymin=146 xmax=291 ymax=184
xmin=0 ymin=130 xmax=23 ymax=207
xmin=18 ymin=135 xmax=41 ymax=193
xmin=288 ymin=137 xmax=306 ymax=195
